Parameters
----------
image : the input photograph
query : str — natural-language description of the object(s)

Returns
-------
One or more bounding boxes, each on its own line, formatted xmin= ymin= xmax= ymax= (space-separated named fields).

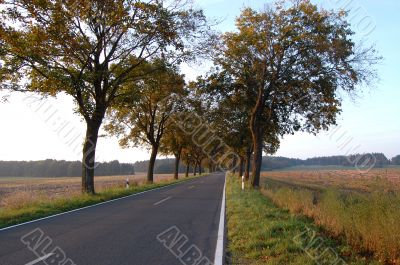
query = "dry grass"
xmin=261 ymin=168 xmax=400 ymax=264
xmin=0 ymin=174 xmax=182 ymax=210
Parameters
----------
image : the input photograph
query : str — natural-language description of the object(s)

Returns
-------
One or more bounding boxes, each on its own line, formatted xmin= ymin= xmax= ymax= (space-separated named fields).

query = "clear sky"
xmin=0 ymin=0 xmax=399 ymax=163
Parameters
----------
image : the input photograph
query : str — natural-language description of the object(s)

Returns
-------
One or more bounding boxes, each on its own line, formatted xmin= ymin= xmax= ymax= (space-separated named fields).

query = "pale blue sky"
xmin=0 ymin=0 xmax=398 ymax=162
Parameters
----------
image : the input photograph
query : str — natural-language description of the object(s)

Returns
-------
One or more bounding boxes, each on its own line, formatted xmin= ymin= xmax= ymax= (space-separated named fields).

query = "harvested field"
xmin=261 ymin=168 xmax=400 ymax=193
xmin=0 ymin=174 xmax=182 ymax=210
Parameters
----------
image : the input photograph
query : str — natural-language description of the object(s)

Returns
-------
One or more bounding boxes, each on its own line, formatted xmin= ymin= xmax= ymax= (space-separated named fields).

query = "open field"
xmin=0 ymin=173 xmax=184 ymax=210
xmin=261 ymin=168 xmax=400 ymax=264
xmin=0 ymin=173 xmax=199 ymax=229
xmin=262 ymin=168 xmax=400 ymax=193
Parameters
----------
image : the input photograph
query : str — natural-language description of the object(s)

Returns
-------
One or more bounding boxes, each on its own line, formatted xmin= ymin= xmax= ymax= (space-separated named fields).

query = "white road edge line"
xmin=25 ymin=253 xmax=54 ymax=265
xmin=188 ymin=185 xmax=195 ymax=189
xmin=0 ymin=178 xmax=200 ymax=232
xmin=214 ymin=173 xmax=226 ymax=265
xmin=153 ymin=196 xmax=172 ymax=206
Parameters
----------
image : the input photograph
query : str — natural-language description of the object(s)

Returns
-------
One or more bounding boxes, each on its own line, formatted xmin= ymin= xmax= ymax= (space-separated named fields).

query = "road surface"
xmin=0 ymin=172 xmax=226 ymax=265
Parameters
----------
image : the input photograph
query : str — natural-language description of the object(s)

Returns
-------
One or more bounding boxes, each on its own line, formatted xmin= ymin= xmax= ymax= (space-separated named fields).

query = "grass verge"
xmin=262 ymin=178 xmax=400 ymax=264
xmin=226 ymin=175 xmax=378 ymax=265
xmin=0 ymin=175 xmax=204 ymax=229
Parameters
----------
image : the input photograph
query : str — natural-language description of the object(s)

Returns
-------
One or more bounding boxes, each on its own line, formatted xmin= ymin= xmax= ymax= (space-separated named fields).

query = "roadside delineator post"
xmin=126 ymin=177 xmax=130 ymax=189
xmin=242 ymin=175 xmax=245 ymax=190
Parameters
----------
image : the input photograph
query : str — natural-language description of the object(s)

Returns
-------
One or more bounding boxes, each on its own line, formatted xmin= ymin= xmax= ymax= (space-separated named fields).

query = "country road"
xmin=0 ymin=172 xmax=226 ymax=265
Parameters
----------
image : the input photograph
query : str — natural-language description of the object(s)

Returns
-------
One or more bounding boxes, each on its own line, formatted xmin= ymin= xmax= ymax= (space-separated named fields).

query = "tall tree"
xmin=216 ymin=1 xmax=380 ymax=187
xmin=191 ymin=145 xmax=206 ymax=175
xmin=159 ymin=121 xmax=188 ymax=179
xmin=208 ymin=75 xmax=253 ymax=177
xmin=186 ymin=75 xmax=241 ymax=172
xmin=181 ymin=148 xmax=193 ymax=178
xmin=0 ymin=0 xmax=208 ymax=193
xmin=105 ymin=60 xmax=186 ymax=183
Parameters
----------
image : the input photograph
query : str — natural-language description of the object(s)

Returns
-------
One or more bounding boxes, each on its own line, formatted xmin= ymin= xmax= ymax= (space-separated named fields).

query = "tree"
xmin=194 ymin=71 xmax=278 ymax=179
xmin=181 ymin=148 xmax=193 ymax=178
xmin=105 ymin=60 xmax=186 ymax=183
xmin=215 ymin=1 xmax=380 ymax=187
xmin=392 ymin=155 xmax=400 ymax=165
xmin=191 ymin=145 xmax=206 ymax=175
xmin=160 ymin=121 xmax=188 ymax=179
xmin=177 ymin=136 xmax=206 ymax=177
xmin=204 ymin=73 xmax=254 ymax=178
xmin=0 ymin=0 xmax=208 ymax=193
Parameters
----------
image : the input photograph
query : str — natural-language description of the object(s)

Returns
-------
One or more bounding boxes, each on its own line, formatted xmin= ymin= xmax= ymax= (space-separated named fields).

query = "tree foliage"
xmin=105 ymin=59 xmax=186 ymax=182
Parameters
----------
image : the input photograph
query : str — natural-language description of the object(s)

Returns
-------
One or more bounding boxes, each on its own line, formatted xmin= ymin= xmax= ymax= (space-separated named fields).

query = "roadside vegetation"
xmin=262 ymin=173 xmax=400 ymax=264
xmin=226 ymin=174 xmax=378 ymax=265
xmin=0 ymin=174 xmax=205 ymax=229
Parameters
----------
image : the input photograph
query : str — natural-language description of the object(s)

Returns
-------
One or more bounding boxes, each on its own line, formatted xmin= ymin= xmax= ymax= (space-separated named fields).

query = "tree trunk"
xmin=81 ymin=121 xmax=101 ymax=194
xmin=239 ymin=156 xmax=244 ymax=178
xmin=244 ymin=146 xmax=252 ymax=181
xmin=232 ymin=155 xmax=237 ymax=175
xmin=174 ymin=152 xmax=181 ymax=180
xmin=147 ymin=145 xmax=158 ymax=183
xmin=193 ymin=164 xmax=197 ymax=176
xmin=199 ymin=163 xmax=202 ymax=175
xmin=250 ymin=93 xmax=265 ymax=188
xmin=185 ymin=162 xmax=190 ymax=178
xmin=251 ymin=133 xmax=263 ymax=187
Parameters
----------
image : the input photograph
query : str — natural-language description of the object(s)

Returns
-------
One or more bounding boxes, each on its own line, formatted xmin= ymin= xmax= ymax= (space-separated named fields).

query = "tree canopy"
xmin=105 ymin=59 xmax=186 ymax=182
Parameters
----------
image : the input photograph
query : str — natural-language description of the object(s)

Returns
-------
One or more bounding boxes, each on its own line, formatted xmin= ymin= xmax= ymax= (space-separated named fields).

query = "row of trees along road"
xmin=0 ymin=0 xmax=211 ymax=193
xmin=0 ymin=0 xmax=380 ymax=192
xmin=198 ymin=2 xmax=380 ymax=187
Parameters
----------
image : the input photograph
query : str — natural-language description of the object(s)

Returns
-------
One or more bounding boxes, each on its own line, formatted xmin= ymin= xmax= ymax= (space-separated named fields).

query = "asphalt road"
xmin=0 ymin=172 xmax=226 ymax=265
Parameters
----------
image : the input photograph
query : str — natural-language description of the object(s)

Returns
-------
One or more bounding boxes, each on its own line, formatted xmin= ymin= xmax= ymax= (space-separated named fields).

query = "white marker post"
xmin=242 ymin=175 xmax=245 ymax=190
xmin=126 ymin=177 xmax=130 ymax=189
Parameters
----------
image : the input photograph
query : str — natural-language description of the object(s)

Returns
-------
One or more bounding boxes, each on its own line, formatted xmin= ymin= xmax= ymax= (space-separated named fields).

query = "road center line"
xmin=153 ymin=196 xmax=172 ymax=206
xmin=25 ymin=253 xmax=54 ymax=265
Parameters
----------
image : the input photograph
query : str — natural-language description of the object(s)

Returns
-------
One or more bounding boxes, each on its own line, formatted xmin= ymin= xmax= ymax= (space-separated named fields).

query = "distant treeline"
xmin=134 ymin=153 xmax=399 ymax=173
xmin=134 ymin=158 xmax=195 ymax=174
xmin=1 ymin=153 xmax=398 ymax=177
xmin=262 ymin=153 xmax=399 ymax=170
xmin=0 ymin=159 xmax=135 ymax=177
